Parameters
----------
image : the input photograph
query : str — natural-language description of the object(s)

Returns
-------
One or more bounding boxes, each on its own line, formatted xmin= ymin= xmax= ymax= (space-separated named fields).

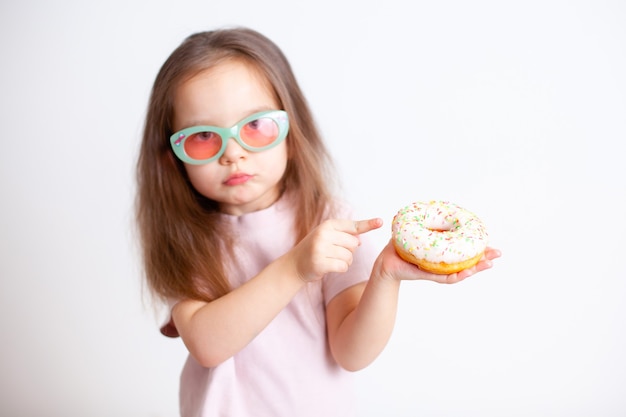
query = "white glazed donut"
xmin=391 ymin=201 xmax=489 ymax=274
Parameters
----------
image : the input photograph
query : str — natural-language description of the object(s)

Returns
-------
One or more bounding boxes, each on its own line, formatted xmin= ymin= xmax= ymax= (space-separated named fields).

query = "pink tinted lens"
xmin=184 ymin=131 xmax=222 ymax=160
xmin=240 ymin=117 xmax=279 ymax=147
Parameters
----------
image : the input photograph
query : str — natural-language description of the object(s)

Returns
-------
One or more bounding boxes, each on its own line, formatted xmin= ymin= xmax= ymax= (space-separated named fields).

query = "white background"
xmin=1 ymin=0 xmax=625 ymax=416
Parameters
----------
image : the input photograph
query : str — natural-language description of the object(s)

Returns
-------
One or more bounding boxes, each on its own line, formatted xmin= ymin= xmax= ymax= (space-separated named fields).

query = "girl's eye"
xmin=196 ymin=131 xmax=217 ymax=141
xmin=184 ymin=131 xmax=222 ymax=160
xmin=240 ymin=118 xmax=278 ymax=147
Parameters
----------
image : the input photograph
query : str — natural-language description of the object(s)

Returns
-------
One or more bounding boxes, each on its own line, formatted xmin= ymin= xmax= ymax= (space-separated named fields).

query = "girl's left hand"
xmin=374 ymin=240 xmax=501 ymax=284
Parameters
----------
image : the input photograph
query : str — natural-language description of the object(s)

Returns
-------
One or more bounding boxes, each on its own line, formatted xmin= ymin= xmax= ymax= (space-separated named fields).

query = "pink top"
xmin=164 ymin=195 xmax=377 ymax=417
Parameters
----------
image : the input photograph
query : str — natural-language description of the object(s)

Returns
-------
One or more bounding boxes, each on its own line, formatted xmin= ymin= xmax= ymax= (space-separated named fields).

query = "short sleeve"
xmin=159 ymin=297 xmax=181 ymax=338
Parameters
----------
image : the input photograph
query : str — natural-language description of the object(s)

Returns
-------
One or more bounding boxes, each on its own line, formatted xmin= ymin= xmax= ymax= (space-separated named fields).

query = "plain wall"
xmin=1 ymin=0 xmax=625 ymax=416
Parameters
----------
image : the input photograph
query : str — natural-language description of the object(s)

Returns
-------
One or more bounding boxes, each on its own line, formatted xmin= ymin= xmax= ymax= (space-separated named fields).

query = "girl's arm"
xmin=171 ymin=218 xmax=370 ymax=368
xmin=172 ymin=254 xmax=305 ymax=368
xmin=326 ymin=239 xmax=501 ymax=371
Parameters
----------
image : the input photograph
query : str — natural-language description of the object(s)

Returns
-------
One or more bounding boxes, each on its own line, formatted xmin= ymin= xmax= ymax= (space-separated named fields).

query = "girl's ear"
xmin=162 ymin=147 xmax=187 ymax=178
xmin=161 ymin=147 xmax=177 ymax=166
xmin=285 ymin=134 xmax=294 ymax=160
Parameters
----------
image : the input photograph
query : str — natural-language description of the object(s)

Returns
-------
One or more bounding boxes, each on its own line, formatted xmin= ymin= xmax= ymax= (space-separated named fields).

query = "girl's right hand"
xmin=290 ymin=218 xmax=383 ymax=282
xmin=373 ymin=240 xmax=501 ymax=284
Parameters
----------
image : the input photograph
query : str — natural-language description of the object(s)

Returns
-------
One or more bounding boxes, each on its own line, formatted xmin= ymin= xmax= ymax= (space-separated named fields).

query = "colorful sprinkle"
xmin=391 ymin=200 xmax=488 ymax=264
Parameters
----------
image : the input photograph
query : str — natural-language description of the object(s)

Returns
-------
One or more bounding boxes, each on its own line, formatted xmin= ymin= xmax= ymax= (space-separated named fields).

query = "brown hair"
xmin=136 ymin=27 xmax=338 ymax=303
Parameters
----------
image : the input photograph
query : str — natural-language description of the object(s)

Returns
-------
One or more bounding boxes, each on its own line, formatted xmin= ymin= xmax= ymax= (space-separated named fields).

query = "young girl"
xmin=136 ymin=27 xmax=500 ymax=417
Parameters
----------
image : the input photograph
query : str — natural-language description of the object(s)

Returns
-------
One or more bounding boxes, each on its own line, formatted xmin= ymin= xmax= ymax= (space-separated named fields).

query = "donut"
xmin=391 ymin=201 xmax=489 ymax=274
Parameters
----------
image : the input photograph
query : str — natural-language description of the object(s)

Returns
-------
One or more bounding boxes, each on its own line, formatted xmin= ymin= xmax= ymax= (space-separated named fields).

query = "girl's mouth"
xmin=224 ymin=173 xmax=253 ymax=186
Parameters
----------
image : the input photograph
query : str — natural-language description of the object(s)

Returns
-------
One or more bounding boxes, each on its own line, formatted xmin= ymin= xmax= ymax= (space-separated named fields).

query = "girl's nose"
xmin=219 ymin=137 xmax=247 ymax=164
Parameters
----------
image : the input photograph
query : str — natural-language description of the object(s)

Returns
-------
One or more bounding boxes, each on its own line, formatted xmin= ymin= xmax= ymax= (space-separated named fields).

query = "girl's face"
xmin=172 ymin=60 xmax=288 ymax=216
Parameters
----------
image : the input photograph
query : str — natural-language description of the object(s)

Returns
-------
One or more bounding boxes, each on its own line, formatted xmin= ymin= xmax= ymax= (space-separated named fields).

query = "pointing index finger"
xmin=353 ymin=218 xmax=383 ymax=235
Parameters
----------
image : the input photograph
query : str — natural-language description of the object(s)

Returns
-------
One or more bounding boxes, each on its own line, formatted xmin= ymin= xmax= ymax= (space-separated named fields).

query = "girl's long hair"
xmin=136 ymin=27 xmax=337 ymax=303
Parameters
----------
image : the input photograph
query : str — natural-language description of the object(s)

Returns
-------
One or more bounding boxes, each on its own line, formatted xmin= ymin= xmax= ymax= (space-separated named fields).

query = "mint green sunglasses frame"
xmin=170 ymin=110 xmax=289 ymax=165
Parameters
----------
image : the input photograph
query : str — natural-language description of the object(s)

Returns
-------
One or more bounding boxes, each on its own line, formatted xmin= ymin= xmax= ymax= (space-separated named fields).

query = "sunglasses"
xmin=170 ymin=110 xmax=289 ymax=165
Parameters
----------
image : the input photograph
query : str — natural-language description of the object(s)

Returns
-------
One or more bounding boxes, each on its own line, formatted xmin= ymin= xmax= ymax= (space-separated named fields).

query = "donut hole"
xmin=425 ymin=218 xmax=455 ymax=233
